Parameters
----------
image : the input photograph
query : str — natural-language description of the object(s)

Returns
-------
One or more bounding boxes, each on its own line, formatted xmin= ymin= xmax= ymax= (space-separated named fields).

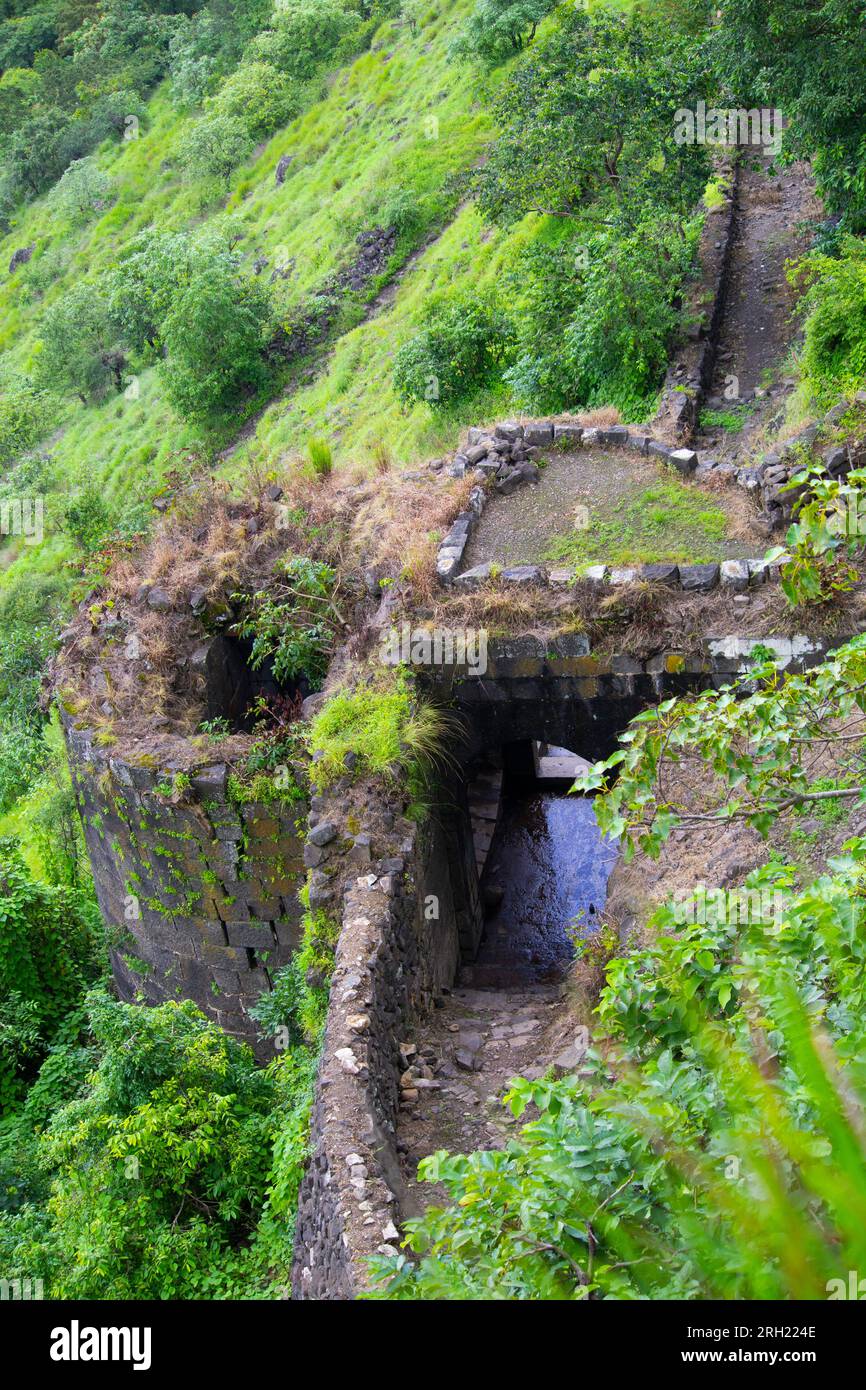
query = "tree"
xmin=34 ymin=284 xmax=125 ymax=404
xmin=178 ymin=110 xmax=252 ymax=181
xmin=450 ymin=0 xmax=557 ymax=66
xmin=713 ymin=0 xmax=866 ymax=227
xmin=249 ymin=0 xmax=359 ymax=83
xmin=49 ymin=156 xmax=113 ymax=223
xmin=474 ymin=8 xmax=712 ymax=229
xmin=208 ymin=60 xmax=300 ymax=139
xmin=161 ymin=264 xmax=271 ymax=418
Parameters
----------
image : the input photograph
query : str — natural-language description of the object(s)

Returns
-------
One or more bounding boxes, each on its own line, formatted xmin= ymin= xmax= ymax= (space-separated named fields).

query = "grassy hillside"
xmin=0 ymin=1 xmax=527 ymax=585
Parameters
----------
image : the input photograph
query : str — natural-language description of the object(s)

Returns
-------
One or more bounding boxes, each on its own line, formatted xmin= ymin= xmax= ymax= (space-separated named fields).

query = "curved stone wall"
xmin=64 ymin=720 xmax=308 ymax=1050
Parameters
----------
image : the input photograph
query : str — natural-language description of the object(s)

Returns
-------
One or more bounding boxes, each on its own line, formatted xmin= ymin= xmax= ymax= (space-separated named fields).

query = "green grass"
xmin=699 ymin=401 xmax=758 ymax=433
xmin=307 ymin=669 xmax=455 ymax=787
xmin=0 ymin=0 xmax=536 ymax=609
xmin=544 ymin=477 xmax=732 ymax=567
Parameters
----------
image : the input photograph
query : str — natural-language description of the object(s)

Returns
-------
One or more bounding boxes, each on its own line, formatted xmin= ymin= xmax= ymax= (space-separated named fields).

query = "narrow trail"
xmin=696 ymin=155 xmax=819 ymax=464
xmin=215 ymin=221 xmax=448 ymax=467
xmin=396 ymin=158 xmax=823 ymax=1215
xmin=396 ymin=982 xmax=574 ymax=1211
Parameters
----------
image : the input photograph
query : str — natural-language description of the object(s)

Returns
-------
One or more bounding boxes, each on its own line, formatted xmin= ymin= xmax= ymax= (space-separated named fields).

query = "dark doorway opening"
xmin=202 ymin=633 xmax=312 ymax=732
xmin=468 ymin=739 xmax=619 ymax=988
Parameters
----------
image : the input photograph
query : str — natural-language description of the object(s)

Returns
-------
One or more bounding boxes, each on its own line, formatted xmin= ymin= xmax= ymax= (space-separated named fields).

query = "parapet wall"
xmin=292 ymin=796 xmax=478 ymax=1298
xmin=64 ymin=720 xmax=308 ymax=1050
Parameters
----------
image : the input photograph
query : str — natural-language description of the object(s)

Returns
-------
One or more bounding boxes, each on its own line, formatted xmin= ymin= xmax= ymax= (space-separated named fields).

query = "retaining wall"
xmin=64 ymin=720 xmax=308 ymax=1050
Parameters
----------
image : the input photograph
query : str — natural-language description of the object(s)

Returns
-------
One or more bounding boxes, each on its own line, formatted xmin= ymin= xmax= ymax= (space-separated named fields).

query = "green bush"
xmin=308 ymin=669 xmax=454 ymax=786
xmin=178 ymin=111 xmax=252 ymax=182
xmin=34 ymin=284 xmax=124 ymax=404
xmin=393 ymin=295 xmax=513 ymax=408
xmin=62 ymin=484 xmax=112 ymax=553
xmin=0 ymin=992 xmax=314 ymax=1298
xmin=791 ymin=238 xmax=866 ymax=404
xmin=0 ymin=843 xmax=103 ymax=1111
xmin=0 ymin=377 xmax=54 ymax=467
xmin=49 ymin=156 xmax=114 ymax=224
xmin=209 ymin=61 xmax=301 ymax=139
xmin=249 ymin=0 xmax=360 ymax=83
xmin=162 ymin=264 xmax=270 ymax=419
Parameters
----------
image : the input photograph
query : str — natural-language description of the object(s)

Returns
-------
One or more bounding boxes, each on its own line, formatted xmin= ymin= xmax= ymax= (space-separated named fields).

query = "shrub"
xmin=791 ymin=238 xmax=866 ymax=403
xmin=209 ymin=61 xmax=301 ymax=139
xmin=161 ymin=265 xmax=270 ymax=419
xmin=232 ymin=556 xmax=336 ymax=690
xmin=0 ymin=844 xmax=103 ymax=1109
xmin=249 ymin=0 xmax=359 ymax=83
xmin=62 ymin=484 xmax=112 ymax=553
xmin=393 ymin=296 xmax=513 ymax=408
xmin=0 ymin=377 xmax=54 ymax=467
xmin=178 ymin=111 xmax=252 ymax=182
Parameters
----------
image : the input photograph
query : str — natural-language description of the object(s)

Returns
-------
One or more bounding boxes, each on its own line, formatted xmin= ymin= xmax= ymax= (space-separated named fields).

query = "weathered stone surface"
xmin=455 ymin=563 xmax=494 ymax=586
xmin=553 ymin=423 xmax=583 ymax=444
xmin=640 ymin=563 xmax=679 ymax=587
xmin=146 ymin=585 xmax=173 ymax=611
xmin=62 ymin=731 xmax=306 ymax=1056
xmin=436 ymin=546 xmax=464 ymax=581
xmin=524 ymin=422 xmax=554 ymax=446
xmin=309 ymin=820 xmax=337 ymax=847
xmin=501 ymin=566 xmax=543 ymax=584
xmin=598 ymin=426 xmax=630 ymax=447
xmin=8 ymin=244 xmax=34 ymax=274
xmin=720 ymin=559 xmax=750 ymax=591
xmin=680 ymin=563 xmax=720 ymax=592
xmin=670 ymin=447 xmax=698 ymax=474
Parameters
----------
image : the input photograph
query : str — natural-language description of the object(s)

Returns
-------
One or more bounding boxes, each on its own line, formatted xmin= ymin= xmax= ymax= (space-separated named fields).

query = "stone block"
xmin=720 ymin=560 xmax=750 ymax=591
xmin=501 ymin=566 xmax=543 ymax=584
xmin=553 ymin=423 xmax=583 ymax=444
xmin=454 ymin=563 xmax=493 ymax=587
xmin=680 ymin=563 xmax=720 ymax=592
xmin=598 ymin=426 xmax=630 ymax=447
xmin=225 ymin=920 xmax=275 ymax=948
xmin=640 ymin=563 xmax=679 ymax=587
xmin=524 ymin=422 xmax=554 ymax=446
xmin=670 ymin=448 xmax=698 ymax=474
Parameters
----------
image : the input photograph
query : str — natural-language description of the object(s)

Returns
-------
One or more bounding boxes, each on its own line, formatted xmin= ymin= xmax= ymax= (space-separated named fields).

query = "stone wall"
xmin=422 ymin=632 xmax=841 ymax=765
xmin=64 ymin=720 xmax=308 ymax=1051
xmin=292 ymin=791 xmax=481 ymax=1298
xmin=655 ymin=157 xmax=739 ymax=442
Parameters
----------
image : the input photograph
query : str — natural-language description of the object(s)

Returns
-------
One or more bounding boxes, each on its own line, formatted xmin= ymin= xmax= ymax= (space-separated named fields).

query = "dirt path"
xmin=697 ymin=155 xmax=820 ymax=462
xmin=397 ymin=158 xmax=823 ymax=1218
xmin=397 ymin=982 xmax=583 ymax=1210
